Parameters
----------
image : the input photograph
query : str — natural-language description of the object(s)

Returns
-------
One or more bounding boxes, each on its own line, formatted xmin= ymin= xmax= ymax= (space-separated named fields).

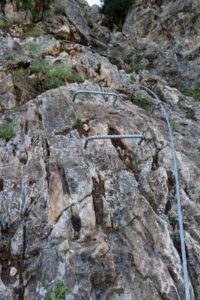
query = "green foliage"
xmin=0 ymin=235 xmax=11 ymax=248
xmin=14 ymin=68 xmax=26 ymax=82
xmin=170 ymin=119 xmax=177 ymax=132
xmin=177 ymin=85 xmax=200 ymax=101
xmin=0 ymin=120 xmax=16 ymax=141
xmin=130 ymin=73 xmax=136 ymax=82
xmin=22 ymin=0 xmax=34 ymax=11
xmin=22 ymin=0 xmax=52 ymax=22
xmin=73 ymin=117 xmax=83 ymax=127
xmin=6 ymin=52 xmax=18 ymax=63
xmin=26 ymin=24 xmax=44 ymax=37
xmin=128 ymin=94 xmax=152 ymax=111
xmin=30 ymin=60 xmax=84 ymax=93
xmin=0 ymin=19 xmax=12 ymax=31
xmin=186 ymin=108 xmax=196 ymax=120
xmin=101 ymin=0 xmax=135 ymax=26
xmin=147 ymin=193 xmax=156 ymax=206
xmin=0 ymin=16 xmax=22 ymax=32
xmin=46 ymin=65 xmax=84 ymax=88
xmin=25 ymin=42 xmax=39 ymax=53
xmin=49 ymin=66 xmax=81 ymax=84
xmin=31 ymin=59 xmax=49 ymax=74
xmin=131 ymin=64 xmax=140 ymax=74
xmin=49 ymin=281 xmax=71 ymax=300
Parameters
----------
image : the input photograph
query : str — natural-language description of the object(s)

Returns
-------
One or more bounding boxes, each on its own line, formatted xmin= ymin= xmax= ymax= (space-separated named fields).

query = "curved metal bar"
xmin=72 ymin=90 xmax=118 ymax=105
xmin=159 ymin=104 xmax=190 ymax=300
xmin=60 ymin=40 xmax=99 ymax=54
xmin=130 ymin=80 xmax=190 ymax=300
xmin=84 ymin=134 xmax=144 ymax=149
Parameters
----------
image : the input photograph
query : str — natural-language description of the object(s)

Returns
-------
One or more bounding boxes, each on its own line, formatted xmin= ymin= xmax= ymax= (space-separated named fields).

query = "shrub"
xmin=0 ymin=19 xmax=12 ymax=31
xmin=25 ymin=42 xmax=39 ymax=53
xmin=49 ymin=67 xmax=75 ymax=82
xmin=73 ymin=117 xmax=83 ymax=127
xmin=170 ymin=119 xmax=177 ymax=132
xmin=31 ymin=59 xmax=50 ymax=74
xmin=30 ymin=60 xmax=84 ymax=93
xmin=0 ymin=120 xmax=16 ymax=141
xmin=22 ymin=0 xmax=52 ymax=22
xmin=25 ymin=24 xmax=44 ymax=37
xmin=177 ymin=85 xmax=200 ymax=101
xmin=128 ymin=94 xmax=152 ymax=111
xmin=101 ymin=0 xmax=135 ymax=26
xmin=50 ymin=281 xmax=71 ymax=300
xmin=130 ymin=73 xmax=136 ymax=82
xmin=146 ymin=193 xmax=157 ymax=210
xmin=14 ymin=68 xmax=26 ymax=82
xmin=46 ymin=65 xmax=84 ymax=88
xmin=186 ymin=109 xmax=196 ymax=120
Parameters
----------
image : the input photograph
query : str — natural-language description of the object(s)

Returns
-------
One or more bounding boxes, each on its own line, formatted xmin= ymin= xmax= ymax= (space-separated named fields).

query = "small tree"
xmin=101 ymin=0 xmax=134 ymax=26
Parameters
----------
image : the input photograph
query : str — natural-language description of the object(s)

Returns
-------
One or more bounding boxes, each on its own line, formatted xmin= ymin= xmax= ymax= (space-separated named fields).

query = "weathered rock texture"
xmin=0 ymin=1 xmax=200 ymax=300
xmin=111 ymin=0 xmax=200 ymax=87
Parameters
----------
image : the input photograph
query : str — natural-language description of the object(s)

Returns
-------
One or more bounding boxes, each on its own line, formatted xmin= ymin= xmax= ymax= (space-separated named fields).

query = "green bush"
xmin=186 ymin=109 xmax=196 ymax=120
xmin=170 ymin=119 xmax=177 ymax=132
xmin=31 ymin=59 xmax=50 ymax=74
xmin=128 ymin=94 xmax=152 ymax=111
xmin=14 ymin=68 xmax=26 ymax=82
xmin=177 ymin=85 xmax=200 ymax=101
xmin=147 ymin=193 xmax=156 ymax=206
xmin=22 ymin=0 xmax=52 ymax=22
xmin=0 ymin=19 xmax=12 ymax=31
xmin=73 ymin=117 xmax=83 ymax=127
xmin=101 ymin=0 xmax=135 ymax=26
xmin=26 ymin=24 xmax=44 ymax=37
xmin=0 ymin=120 xmax=16 ymax=141
xmin=30 ymin=60 xmax=84 ymax=92
xmin=25 ymin=42 xmax=39 ymax=53
xmin=130 ymin=73 xmax=136 ymax=82
xmin=50 ymin=281 xmax=71 ymax=300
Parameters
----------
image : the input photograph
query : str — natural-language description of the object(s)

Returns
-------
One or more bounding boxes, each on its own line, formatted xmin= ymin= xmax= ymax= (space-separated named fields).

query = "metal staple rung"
xmin=61 ymin=40 xmax=97 ymax=54
xmin=72 ymin=90 xmax=118 ymax=105
xmin=84 ymin=134 xmax=144 ymax=149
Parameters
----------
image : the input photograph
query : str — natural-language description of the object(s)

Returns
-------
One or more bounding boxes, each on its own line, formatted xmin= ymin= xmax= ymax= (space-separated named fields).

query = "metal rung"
xmin=84 ymin=134 xmax=144 ymax=149
xmin=72 ymin=90 xmax=118 ymax=105
xmin=61 ymin=40 xmax=97 ymax=54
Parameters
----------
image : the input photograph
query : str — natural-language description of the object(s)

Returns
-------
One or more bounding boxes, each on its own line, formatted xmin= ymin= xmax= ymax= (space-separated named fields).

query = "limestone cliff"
xmin=0 ymin=1 xmax=200 ymax=300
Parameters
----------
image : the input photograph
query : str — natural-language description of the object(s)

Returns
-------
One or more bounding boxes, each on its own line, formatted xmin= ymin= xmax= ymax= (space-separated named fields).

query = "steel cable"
xmin=63 ymin=38 xmax=190 ymax=299
xmin=131 ymin=81 xmax=191 ymax=300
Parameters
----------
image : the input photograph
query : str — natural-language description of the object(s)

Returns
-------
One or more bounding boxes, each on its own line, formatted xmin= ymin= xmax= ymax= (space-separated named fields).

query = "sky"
xmin=86 ymin=0 xmax=101 ymax=6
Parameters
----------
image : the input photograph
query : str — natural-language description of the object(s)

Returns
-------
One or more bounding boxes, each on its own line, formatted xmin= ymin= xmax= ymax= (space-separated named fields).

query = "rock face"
xmin=0 ymin=1 xmax=200 ymax=300
xmin=113 ymin=0 xmax=200 ymax=87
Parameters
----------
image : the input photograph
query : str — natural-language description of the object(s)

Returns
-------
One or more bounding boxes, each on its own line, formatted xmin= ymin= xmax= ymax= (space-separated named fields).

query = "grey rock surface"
xmin=118 ymin=0 xmax=200 ymax=87
xmin=0 ymin=1 xmax=200 ymax=300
